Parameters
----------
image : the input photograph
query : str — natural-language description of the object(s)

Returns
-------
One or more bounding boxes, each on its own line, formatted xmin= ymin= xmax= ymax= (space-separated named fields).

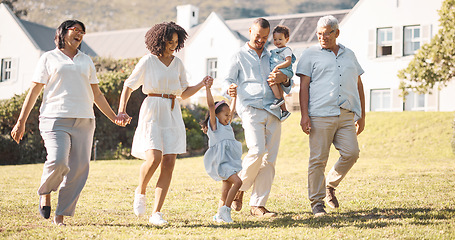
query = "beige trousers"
xmin=308 ymin=109 xmax=359 ymax=208
xmin=38 ymin=117 xmax=95 ymax=216
xmin=238 ymin=107 xmax=281 ymax=207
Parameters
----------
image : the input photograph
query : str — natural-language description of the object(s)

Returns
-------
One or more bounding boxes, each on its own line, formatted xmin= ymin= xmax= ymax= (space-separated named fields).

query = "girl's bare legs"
xmin=220 ymin=181 xmax=232 ymax=208
xmin=152 ymin=154 xmax=177 ymax=213
xmin=221 ymin=174 xmax=242 ymax=207
xmin=139 ymin=150 xmax=163 ymax=194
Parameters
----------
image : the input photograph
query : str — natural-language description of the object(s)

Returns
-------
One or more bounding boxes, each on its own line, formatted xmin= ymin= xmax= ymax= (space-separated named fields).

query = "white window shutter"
xmin=368 ymin=29 xmax=376 ymax=59
xmin=421 ymin=24 xmax=432 ymax=44
xmin=10 ymin=58 xmax=19 ymax=82
xmin=392 ymin=26 xmax=403 ymax=57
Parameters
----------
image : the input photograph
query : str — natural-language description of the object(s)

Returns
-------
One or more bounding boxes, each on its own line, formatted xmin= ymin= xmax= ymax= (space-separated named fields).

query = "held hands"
xmin=115 ymin=112 xmax=132 ymax=127
xmin=227 ymin=83 xmax=238 ymax=98
xmin=203 ymin=76 xmax=213 ymax=88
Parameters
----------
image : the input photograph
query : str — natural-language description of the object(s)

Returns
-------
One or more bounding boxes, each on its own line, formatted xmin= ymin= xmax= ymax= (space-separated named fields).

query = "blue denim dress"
xmin=203 ymin=117 xmax=242 ymax=181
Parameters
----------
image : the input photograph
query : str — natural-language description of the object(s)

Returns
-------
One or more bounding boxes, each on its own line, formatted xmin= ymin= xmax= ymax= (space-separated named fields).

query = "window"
xmin=207 ymin=58 xmax=217 ymax=79
xmin=405 ymin=91 xmax=425 ymax=111
xmin=404 ymin=25 xmax=421 ymax=55
xmin=377 ymin=28 xmax=393 ymax=57
xmin=370 ymin=89 xmax=391 ymax=111
xmin=1 ymin=58 xmax=12 ymax=82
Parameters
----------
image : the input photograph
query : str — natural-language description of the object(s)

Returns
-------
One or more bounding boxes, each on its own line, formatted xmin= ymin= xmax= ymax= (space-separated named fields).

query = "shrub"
xmin=0 ymin=91 xmax=46 ymax=165
xmin=0 ymin=57 xmax=217 ymax=164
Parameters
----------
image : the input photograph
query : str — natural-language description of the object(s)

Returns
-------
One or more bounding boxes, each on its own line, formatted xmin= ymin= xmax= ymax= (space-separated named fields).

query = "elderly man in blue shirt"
xmin=223 ymin=18 xmax=292 ymax=217
xmin=296 ymin=15 xmax=366 ymax=217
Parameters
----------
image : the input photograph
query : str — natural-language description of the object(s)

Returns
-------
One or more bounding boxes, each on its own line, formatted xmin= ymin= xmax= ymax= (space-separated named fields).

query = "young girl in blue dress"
xmin=201 ymin=83 xmax=242 ymax=223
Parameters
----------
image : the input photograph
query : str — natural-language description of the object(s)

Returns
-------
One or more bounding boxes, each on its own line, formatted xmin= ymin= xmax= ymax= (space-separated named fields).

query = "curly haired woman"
xmin=117 ymin=22 xmax=212 ymax=225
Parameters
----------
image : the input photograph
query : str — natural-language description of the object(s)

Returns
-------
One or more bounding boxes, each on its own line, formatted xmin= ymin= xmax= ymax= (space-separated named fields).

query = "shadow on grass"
xmin=73 ymin=207 xmax=455 ymax=230
xmin=174 ymin=207 xmax=455 ymax=230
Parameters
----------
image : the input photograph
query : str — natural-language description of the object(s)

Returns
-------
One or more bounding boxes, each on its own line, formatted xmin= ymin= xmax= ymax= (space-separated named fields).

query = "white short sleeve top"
xmin=124 ymin=54 xmax=189 ymax=95
xmin=32 ymin=48 xmax=99 ymax=118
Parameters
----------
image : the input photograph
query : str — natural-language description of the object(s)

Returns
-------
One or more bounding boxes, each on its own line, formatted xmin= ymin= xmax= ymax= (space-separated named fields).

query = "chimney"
xmin=176 ymin=5 xmax=199 ymax=31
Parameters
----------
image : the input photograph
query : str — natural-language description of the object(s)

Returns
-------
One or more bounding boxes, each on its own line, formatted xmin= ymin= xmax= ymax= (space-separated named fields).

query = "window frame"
xmin=403 ymin=25 xmax=421 ymax=56
xmin=206 ymin=58 xmax=218 ymax=79
xmin=370 ymin=88 xmax=392 ymax=112
xmin=376 ymin=27 xmax=393 ymax=57
xmin=1 ymin=58 xmax=12 ymax=82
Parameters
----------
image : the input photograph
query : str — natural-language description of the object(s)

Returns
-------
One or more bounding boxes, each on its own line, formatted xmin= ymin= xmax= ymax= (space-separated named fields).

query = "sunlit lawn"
xmin=1 ymin=112 xmax=454 ymax=239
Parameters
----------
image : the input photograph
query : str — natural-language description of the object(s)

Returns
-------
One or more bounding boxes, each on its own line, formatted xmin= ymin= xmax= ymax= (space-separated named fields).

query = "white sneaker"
xmin=218 ymin=205 xmax=233 ymax=223
xmin=133 ymin=188 xmax=146 ymax=217
xmin=213 ymin=213 xmax=221 ymax=222
xmin=149 ymin=212 xmax=168 ymax=225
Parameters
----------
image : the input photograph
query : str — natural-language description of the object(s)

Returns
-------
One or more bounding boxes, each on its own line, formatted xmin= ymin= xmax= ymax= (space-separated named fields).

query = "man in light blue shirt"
xmin=223 ymin=18 xmax=292 ymax=217
xmin=296 ymin=15 xmax=365 ymax=217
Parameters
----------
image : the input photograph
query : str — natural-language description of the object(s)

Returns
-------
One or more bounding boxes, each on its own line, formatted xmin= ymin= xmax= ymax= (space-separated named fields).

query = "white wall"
xmin=0 ymin=4 xmax=41 ymax=100
xmin=183 ymin=13 xmax=244 ymax=103
xmin=338 ymin=0 xmax=452 ymax=112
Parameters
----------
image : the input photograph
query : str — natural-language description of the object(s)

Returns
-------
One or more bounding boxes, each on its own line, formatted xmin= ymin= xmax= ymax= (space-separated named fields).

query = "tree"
xmin=1 ymin=0 xmax=27 ymax=18
xmin=397 ymin=0 xmax=455 ymax=154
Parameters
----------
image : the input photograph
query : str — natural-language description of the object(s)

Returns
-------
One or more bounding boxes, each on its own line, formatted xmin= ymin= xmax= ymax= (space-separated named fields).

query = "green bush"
xmin=182 ymin=107 xmax=206 ymax=154
xmin=0 ymin=57 xmax=216 ymax=164
xmin=0 ymin=91 xmax=46 ymax=165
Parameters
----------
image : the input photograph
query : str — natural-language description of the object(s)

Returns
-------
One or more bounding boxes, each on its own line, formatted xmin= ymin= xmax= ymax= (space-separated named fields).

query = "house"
xmin=178 ymin=7 xmax=350 ymax=108
xmin=82 ymin=5 xmax=349 ymax=108
xmin=338 ymin=0 xmax=454 ymax=111
xmin=0 ymin=3 xmax=95 ymax=100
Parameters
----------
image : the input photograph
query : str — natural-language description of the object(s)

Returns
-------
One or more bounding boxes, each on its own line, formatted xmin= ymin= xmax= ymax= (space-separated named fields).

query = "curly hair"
xmin=273 ymin=25 xmax=290 ymax=39
xmin=54 ymin=20 xmax=85 ymax=49
xmin=145 ymin=22 xmax=188 ymax=56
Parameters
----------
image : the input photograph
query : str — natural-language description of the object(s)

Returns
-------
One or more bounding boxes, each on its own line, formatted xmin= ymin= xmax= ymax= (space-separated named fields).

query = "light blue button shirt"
xmin=296 ymin=44 xmax=364 ymax=120
xmin=223 ymin=43 xmax=293 ymax=119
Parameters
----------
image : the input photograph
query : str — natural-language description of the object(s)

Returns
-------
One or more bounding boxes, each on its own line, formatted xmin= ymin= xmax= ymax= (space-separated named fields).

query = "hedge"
xmin=0 ymin=57 xmax=214 ymax=164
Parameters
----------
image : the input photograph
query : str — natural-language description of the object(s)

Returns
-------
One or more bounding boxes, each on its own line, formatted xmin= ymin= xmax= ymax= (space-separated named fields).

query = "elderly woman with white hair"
xmin=296 ymin=15 xmax=366 ymax=217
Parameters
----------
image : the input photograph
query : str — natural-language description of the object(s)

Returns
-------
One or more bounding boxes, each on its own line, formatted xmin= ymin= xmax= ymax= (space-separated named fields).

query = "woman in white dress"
xmin=117 ymin=22 xmax=212 ymax=225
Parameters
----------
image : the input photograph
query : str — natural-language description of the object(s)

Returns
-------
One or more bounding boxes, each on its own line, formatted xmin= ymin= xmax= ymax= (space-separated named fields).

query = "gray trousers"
xmin=308 ymin=109 xmax=360 ymax=208
xmin=38 ymin=117 xmax=95 ymax=216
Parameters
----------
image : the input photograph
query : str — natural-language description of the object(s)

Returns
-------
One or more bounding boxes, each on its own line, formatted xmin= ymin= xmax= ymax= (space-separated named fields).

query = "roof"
xmin=81 ymin=9 xmax=351 ymax=59
xmin=20 ymin=19 xmax=97 ymax=56
xmin=1 ymin=3 xmax=96 ymax=56
xmin=83 ymin=28 xmax=150 ymax=59
xmin=225 ymin=9 xmax=350 ymax=48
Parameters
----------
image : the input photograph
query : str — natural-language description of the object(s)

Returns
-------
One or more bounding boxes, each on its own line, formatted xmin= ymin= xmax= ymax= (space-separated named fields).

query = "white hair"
xmin=317 ymin=15 xmax=339 ymax=30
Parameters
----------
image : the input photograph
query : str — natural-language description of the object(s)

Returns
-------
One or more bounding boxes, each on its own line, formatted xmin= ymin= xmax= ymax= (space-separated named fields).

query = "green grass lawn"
xmin=1 ymin=112 xmax=455 ymax=239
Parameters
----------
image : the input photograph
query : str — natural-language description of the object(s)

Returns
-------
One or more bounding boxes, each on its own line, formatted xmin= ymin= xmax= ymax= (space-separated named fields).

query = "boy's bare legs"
xmin=271 ymin=84 xmax=281 ymax=100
